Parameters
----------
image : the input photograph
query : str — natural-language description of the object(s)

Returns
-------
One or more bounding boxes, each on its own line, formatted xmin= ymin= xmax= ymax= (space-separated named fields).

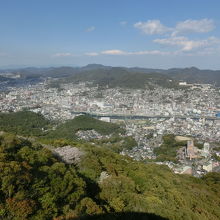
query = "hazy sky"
xmin=1 ymin=0 xmax=220 ymax=69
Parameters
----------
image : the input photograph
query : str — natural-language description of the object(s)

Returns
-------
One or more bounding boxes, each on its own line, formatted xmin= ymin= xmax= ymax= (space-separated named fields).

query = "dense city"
xmin=0 ymin=77 xmax=220 ymax=177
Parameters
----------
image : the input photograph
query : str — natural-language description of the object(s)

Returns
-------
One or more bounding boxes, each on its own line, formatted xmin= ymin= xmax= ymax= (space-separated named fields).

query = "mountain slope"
xmin=59 ymin=67 xmax=178 ymax=89
xmin=0 ymin=133 xmax=219 ymax=220
xmin=0 ymin=111 xmax=51 ymax=136
xmin=165 ymin=67 xmax=220 ymax=86
xmin=3 ymin=65 xmax=220 ymax=88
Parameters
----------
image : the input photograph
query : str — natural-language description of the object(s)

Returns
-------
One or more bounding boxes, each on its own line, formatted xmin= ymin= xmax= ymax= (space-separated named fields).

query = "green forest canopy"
xmin=0 ymin=111 xmax=125 ymax=139
xmin=0 ymin=111 xmax=220 ymax=219
xmin=0 ymin=133 xmax=219 ymax=220
xmin=0 ymin=111 xmax=50 ymax=136
xmin=46 ymin=114 xmax=125 ymax=140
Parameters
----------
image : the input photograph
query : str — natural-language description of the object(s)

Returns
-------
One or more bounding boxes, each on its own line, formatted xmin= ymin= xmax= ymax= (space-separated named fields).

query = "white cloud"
xmin=86 ymin=35 xmax=220 ymax=57
xmin=100 ymin=49 xmax=170 ymax=56
xmin=173 ymin=19 xmax=215 ymax=36
xmin=86 ymin=26 xmax=95 ymax=32
xmin=154 ymin=36 xmax=220 ymax=52
xmin=131 ymin=50 xmax=171 ymax=55
xmin=52 ymin=53 xmax=73 ymax=57
xmin=134 ymin=20 xmax=171 ymax=35
xmin=101 ymin=50 xmax=127 ymax=55
xmin=85 ymin=52 xmax=99 ymax=56
xmin=134 ymin=18 xmax=215 ymax=36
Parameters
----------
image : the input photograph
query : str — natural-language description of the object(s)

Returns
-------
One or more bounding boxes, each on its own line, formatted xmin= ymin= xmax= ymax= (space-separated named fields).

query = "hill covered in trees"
xmin=0 ymin=133 xmax=220 ymax=219
xmin=3 ymin=64 xmax=220 ymax=88
xmin=57 ymin=67 xmax=179 ymax=89
xmin=0 ymin=111 xmax=124 ymax=139
xmin=165 ymin=67 xmax=220 ymax=86
xmin=46 ymin=114 xmax=125 ymax=140
xmin=0 ymin=111 xmax=134 ymax=153
xmin=0 ymin=111 xmax=220 ymax=219
xmin=0 ymin=111 xmax=51 ymax=136
xmin=0 ymin=111 xmax=125 ymax=139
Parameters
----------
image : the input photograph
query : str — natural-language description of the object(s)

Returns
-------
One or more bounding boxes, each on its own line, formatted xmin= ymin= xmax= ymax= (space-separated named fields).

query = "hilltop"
xmin=46 ymin=114 xmax=125 ymax=140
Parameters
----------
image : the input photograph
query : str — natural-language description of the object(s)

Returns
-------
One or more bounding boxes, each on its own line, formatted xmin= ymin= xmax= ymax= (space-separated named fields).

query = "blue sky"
xmin=1 ymin=0 xmax=220 ymax=69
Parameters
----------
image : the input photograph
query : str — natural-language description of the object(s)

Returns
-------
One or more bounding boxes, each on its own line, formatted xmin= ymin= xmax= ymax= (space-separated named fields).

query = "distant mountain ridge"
xmin=165 ymin=67 xmax=220 ymax=86
xmin=1 ymin=64 xmax=220 ymax=87
xmin=58 ymin=67 xmax=179 ymax=89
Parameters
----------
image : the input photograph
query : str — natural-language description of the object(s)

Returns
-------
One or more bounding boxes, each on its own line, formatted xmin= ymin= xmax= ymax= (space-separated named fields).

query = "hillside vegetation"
xmin=154 ymin=134 xmax=187 ymax=163
xmin=166 ymin=67 xmax=220 ymax=86
xmin=59 ymin=68 xmax=179 ymax=89
xmin=0 ymin=111 xmax=50 ymax=136
xmin=46 ymin=114 xmax=125 ymax=140
xmin=6 ymin=65 xmax=220 ymax=88
xmin=0 ymin=133 xmax=219 ymax=219
xmin=0 ymin=111 xmax=124 ymax=139
xmin=0 ymin=111 xmax=135 ymax=153
xmin=0 ymin=111 xmax=220 ymax=219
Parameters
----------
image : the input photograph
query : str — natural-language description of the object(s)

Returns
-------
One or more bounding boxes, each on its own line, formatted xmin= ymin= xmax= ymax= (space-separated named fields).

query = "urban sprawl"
xmin=0 ymin=77 xmax=220 ymax=177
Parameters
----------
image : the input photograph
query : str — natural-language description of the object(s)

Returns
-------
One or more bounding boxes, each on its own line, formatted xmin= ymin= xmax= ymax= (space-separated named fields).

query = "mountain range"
xmin=1 ymin=64 xmax=220 ymax=88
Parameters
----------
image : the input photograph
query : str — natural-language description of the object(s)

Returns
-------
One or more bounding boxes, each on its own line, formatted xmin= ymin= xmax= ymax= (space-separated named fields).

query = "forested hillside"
xmin=58 ymin=68 xmax=179 ymax=89
xmin=4 ymin=65 xmax=220 ymax=88
xmin=46 ymin=114 xmax=125 ymax=140
xmin=0 ymin=133 xmax=219 ymax=219
xmin=0 ymin=111 xmax=220 ymax=219
xmin=0 ymin=111 xmax=51 ymax=136
xmin=0 ymin=111 xmax=124 ymax=139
